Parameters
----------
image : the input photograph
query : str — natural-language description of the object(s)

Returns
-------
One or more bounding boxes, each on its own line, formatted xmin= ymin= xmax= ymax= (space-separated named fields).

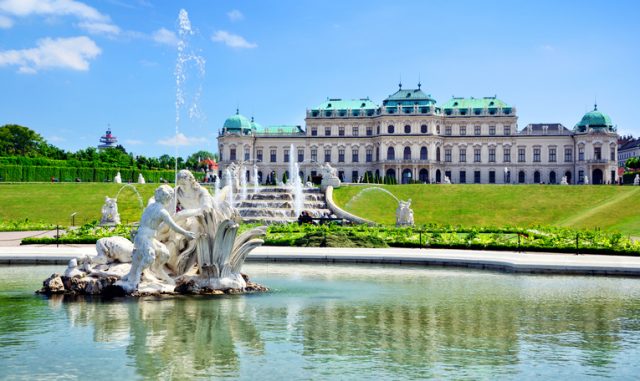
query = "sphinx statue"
xmin=100 ymin=196 xmax=121 ymax=226
xmin=396 ymin=199 xmax=414 ymax=227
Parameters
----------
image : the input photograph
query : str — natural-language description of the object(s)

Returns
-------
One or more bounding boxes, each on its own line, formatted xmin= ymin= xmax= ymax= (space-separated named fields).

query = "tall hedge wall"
xmin=0 ymin=164 xmax=174 ymax=183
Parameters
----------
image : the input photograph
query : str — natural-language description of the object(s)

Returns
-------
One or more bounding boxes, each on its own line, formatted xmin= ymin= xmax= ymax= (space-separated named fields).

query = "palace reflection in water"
xmin=1 ymin=264 xmax=640 ymax=380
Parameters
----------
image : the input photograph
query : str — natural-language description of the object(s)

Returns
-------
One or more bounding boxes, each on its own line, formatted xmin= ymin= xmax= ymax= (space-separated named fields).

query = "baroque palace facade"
xmin=217 ymin=84 xmax=618 ymax=185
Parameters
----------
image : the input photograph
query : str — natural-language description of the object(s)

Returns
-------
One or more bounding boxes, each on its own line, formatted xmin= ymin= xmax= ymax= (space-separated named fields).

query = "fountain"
xmin=634 ymin=174 xmax=639 ymax=186
xmin=344 ymin=187 xmax=414 ymax=226
xmin=288 ymin=144 xmax=304 ymax=218
xmin=224 ymin=168 xmax=235 ymax=206
xmin=253 ymin=165 xmax=260 ymax=192
xmin=240 ymin=165 xmax=248 ymax=203
xmin=39 ymin=170 xmax=267 ymax=296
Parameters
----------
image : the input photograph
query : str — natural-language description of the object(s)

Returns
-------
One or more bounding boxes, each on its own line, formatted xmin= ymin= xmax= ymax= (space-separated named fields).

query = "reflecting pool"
xmin=1 ymin=264 xmax=640 ymax=380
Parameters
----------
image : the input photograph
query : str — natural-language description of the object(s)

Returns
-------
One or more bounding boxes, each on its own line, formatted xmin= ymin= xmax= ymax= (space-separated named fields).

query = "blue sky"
xmin=1 ymin=0 xmax=639 ymax=158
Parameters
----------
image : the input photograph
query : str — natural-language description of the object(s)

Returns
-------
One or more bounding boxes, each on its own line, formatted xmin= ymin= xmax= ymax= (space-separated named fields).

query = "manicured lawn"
xmin=0 ymin=183 xmax=158 ymax=226
xmin=332 ymin=184 xmax=640 ymax=236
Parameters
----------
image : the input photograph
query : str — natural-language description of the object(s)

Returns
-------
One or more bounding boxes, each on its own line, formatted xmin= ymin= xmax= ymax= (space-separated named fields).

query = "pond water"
xmin=1 ymin=264 xmax=640 ymax=380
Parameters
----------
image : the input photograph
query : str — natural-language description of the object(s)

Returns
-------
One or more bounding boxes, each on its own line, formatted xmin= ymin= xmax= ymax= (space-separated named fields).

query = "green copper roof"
xmin=223 ymin=110 xmax=252 ymax=132
xmin=250 ymin=116 xmax=261 ymax=131
xmin=574 ymin=104 xmax=614 ymax=132
xmin=382 ymin=86 xmax=436 ymax=106
xmin=256 ymin=125 xmax=305 ymax=134
xmin=311 ymin=98 xmax=378 ymax=110
xmin=441 ymin=96 xmax=509 ymax=109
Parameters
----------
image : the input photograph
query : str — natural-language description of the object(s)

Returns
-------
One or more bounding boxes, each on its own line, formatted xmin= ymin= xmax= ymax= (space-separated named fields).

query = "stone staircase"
xmin=237 ymin=186 xmax=331 ymax=224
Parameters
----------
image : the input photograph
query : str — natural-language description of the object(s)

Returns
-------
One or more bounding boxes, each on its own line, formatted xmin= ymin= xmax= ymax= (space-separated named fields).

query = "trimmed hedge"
xmin=0 ymin=164 xmax=175 ymax=183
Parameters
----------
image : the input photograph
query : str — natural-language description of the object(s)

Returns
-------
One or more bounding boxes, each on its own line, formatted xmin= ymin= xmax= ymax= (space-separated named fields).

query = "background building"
xmin=218 ymin=85 xmax=618 ymax=185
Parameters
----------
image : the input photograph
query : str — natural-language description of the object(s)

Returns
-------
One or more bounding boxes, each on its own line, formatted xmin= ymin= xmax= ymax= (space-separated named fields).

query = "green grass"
xmin=333 ymin=184 xmax=640 ymax=236
xmin=0 ymin=183 xmax=158 ymax=226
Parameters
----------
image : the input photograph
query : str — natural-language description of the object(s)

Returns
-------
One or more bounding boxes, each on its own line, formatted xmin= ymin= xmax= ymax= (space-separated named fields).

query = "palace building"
xmin=217 ymin=84 xmax=618 ymax=185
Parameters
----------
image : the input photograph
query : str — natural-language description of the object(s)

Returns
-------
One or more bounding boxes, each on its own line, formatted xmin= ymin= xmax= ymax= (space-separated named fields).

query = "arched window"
xmin=387 ymin=147 xmax=395 ymax=160
xmin=387 ymin=125 xmax=395 ymax=134
xmin=401 ymin=169 xmax=412 ymax=184
xmin=420 ymin=146 xmax=428 ymax=160
xmin=421 ymin=124 xmax=428 ymax=133
xmin=436 ymin=147 xmax=441 ymax=162
xmin=518 ymin=171 xmax=526 ymax=183
xmin=549 ymin=171 xmax=556 ymax=184
xmin=419 ymin=169 xmax=429 ymax=183
xmin=385 ymin=168 xmax=396 ymax=180
xmin=403 ymin=147 xmax=411 ymax=160
xmin=534 ymin=171 xmax=541 ymax=183
xmin=404 ymin=125 xmax=411 ymax=134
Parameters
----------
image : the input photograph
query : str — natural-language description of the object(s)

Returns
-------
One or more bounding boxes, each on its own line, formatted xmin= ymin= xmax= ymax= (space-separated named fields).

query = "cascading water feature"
xmin=253 ymin=165 xmax=260 ymax=193
xmin=224 ymin=168 xmax=235 ymax=206
xmin=240 ymin=166 xmax=248 ymax=202
xmin=214 ymin=174 xmax=221 ymax=197
xmin=288 ymin=144 xmax=304 ymax=218
xmin=343 ymin=186 xmax=413 ymax=226
xmin=115 ymin=184 xmax=145 ymax=210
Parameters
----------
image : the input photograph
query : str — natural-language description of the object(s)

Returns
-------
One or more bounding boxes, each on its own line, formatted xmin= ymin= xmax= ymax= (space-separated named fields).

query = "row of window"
xmin=222 ymin=146 xmax=615 ymax=163
xmin=309 ymin=124 xmax=512 ymax=137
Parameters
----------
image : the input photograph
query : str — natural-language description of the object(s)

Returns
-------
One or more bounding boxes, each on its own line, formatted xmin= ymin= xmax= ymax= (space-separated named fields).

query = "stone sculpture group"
xmin=40 ymin=170 xmax=267 ymax=296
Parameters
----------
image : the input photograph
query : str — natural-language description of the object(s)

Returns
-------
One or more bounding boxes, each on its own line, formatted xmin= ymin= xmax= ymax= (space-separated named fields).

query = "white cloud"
xmin=0 ymin=36 xmax=101 ymax=73
xmin=0 ymin=14 xmax=12 ymax=28
xmin=227 ymin=9 xmax=243 ymax=22
xmin=0 ymin=0 xmax=119 ymax=35
xmin=125 ymin=139 xmax=144 ymax=145
xmin=152 ymin=27 xmax=178 ymax=47
xmin=157 ymin=133 xmax=207 ymax=147
xmin=212 ymin=30 xmax=256 ymax=49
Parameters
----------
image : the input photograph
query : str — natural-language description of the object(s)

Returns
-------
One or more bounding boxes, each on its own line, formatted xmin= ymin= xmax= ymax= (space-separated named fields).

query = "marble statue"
xmin=583 ymin=175 xmax=589 ymax=185
xmin=138 ymin=173 xmax=145 ymax=184
xmin=100 ymin=196 xmax=121 ymax=225
xmin=320 ymin=162 xmax=341 ymax=191
xmin=634 ymin=174 xmax=639 ymax=186
xmin=39 ymin=170 xmax=268 ymax=297
xmin=396 ymin=199 xmax=414 ymax=227
xmin=114 ymin=172 xmax=122 ymax=184
xmin=443 ymin=176 xmax=451 ymax=184
xmin=560 ymin=176 xmax=569 ymax=185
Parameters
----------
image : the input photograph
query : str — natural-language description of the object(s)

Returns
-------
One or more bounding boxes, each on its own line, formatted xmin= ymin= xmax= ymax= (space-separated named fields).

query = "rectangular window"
xmin=353 ymin=126 xmax=359 ymax=136
xmin=324 ymin=149 xmax=331 ymax=163
xmin=504 ymin=125 xmax=511 ymax=135
xmin=311 ymin=149 xmax=317 ymax=162
xmin=474 ymin=171 xmax=481 ymax=184
xmin=489 ymin=125 xmax=496 ymax=135
xmin=257 ymin=149 xmax=263 ymax=162
xmin=564 ymin=148 xmax=572 ymax=162
xmin=339 ymin=126 xmax=345 ymax=136
xmin=298 ymin=149 xmax=304 ymax=163
xmin=594 ymin=147 xmax=602 ymax=160
xmin=284 ymin=149 xmax=290 ymax=163
xmin=230 ymin=148 xmax=236 ymax=161
xmin=533 ymin=148 xmax=541 ymax=162
xmin=270 ymin=149 xmax=276 ymax=163
xmin=352 ymin=149 xmax=359 ymax=163
xmin=579 ymin=147 xmax=584 ymax=161
xmin=445 ymin=149 xmax=452 ymax=162
xmin=489 ymin=148 xmax=496 ymax=163
xmin=338 ymin=149 xmax=345 ymax=162
xmin=460 ymin=171 xmax=466 ymax=184
xmin=549 ymin=148 xmax=556 ymax=162
xmin=325 ymin=127 xmax=331 ymax=136
xmin=474 ymin=148 xmax=481 ymax=163
xmin=311 ymin=127 xmax=317 ymax=136
xmin=489 ymin=171 xmax=496 ymax=184
xmin=445 ymin=126 xmax=452 ymax=136
xmin=474 ymin=125 xmax=481 ymax=136
xmin=460 ymin=126 xmax=466 ymax=136
xmin=366 ymin=149 xmax=372 ymax=162
xmin=518 ymin=148 xmax=525 ymax=162
xmin=244 ymin=151 xmax=250 ymax=161
xmin=366 ymin=126 xmax=373 ymax=136
xmin=459 ymin=148 xmax=466 ymax=163
xmin=610 ymin=149 xmax=615 ymax=161
xmin=352 ymin=171 xmax=359 ymax=183
xmin=503 ymin=148 xmax=511 ymax=163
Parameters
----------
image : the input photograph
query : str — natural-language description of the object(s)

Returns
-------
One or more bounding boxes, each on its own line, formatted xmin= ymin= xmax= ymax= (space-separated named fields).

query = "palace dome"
xmin=223 ymin=110 xmax=252 ymax=134
xmin=574 ymin=105 xmax=614 ymax=133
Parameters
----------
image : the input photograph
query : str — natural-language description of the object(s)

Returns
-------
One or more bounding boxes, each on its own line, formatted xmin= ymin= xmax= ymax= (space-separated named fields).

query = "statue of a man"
xmin=120 ymin=185 xmax=197 ymax=292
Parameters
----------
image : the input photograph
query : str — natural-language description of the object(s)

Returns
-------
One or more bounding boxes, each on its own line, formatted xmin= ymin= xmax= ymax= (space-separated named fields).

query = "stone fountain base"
xmin=37 ymin=272 xmax=268 ymax=297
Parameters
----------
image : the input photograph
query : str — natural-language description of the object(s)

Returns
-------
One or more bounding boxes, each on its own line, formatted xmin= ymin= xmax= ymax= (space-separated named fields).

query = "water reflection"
xmin=1 ymin=265 xmax=640 ymax=380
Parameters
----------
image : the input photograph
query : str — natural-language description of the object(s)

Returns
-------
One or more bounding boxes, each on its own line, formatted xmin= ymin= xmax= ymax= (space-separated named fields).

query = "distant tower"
xmin=98 ymin=128 xmax=118 ymax=149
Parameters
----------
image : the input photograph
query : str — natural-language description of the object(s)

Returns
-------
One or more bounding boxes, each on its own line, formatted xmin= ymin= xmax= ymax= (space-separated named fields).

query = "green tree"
xmin=0 ymin=124 xmax=46 ymax=156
